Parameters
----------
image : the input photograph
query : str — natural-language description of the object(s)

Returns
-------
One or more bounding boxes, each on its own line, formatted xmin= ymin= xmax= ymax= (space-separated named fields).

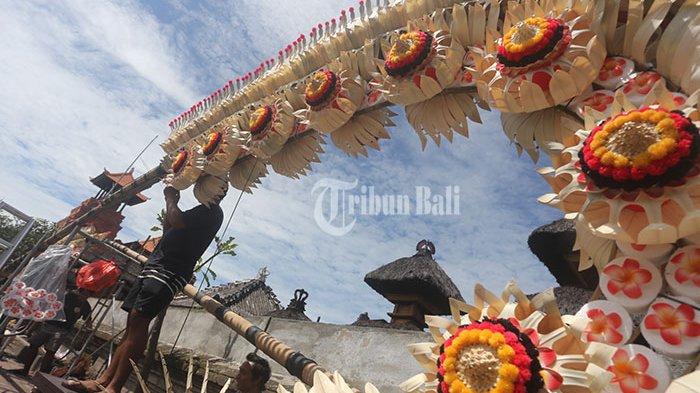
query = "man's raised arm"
xmin=164 ymin=186 xmax=186 ymax=230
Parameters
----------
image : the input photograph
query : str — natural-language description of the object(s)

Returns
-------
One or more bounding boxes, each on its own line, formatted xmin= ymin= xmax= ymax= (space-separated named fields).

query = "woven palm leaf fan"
xmin=166 ymin=146 xmax=203 ymax=190
xmin=400 ymin=282 xmax=613 ymax=393
xmin=596 ymin=0 xmax=699 ymax=96
xmin=331 ymin=106 xmax=396 ymax=158
xmin=194 ymin=123 xmax=249 ymax=177
xmin=277 ymin=370 xmax=383 ymax=393
xmin=270 ymin=132 xmax=325 ymax=179
xmin=242 ymin=98 xmax=296 ymax=159
xmin=572 ymin=215 xmax=617 ymax=273
xmin=500 ymin=106 xmax=582 ymax=165
xmin=473 ymin=0 xmax=606 ymax=113
xmin=229 ymin=157 xmax=268 ymax=193
xmin=538 ymin=87 xmax=700 ymax=245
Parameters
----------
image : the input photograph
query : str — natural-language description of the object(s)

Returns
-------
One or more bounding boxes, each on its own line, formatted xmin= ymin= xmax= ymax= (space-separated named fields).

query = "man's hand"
xmin=164 ymin=186 xmax=180 ymax=203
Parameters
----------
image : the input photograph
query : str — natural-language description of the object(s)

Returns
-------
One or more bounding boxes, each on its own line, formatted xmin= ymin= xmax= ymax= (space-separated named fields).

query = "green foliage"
xmin=0 ymin=213 xmax=56 ymax=274
xmin=194 ymin=235 xmax=237 ymax=287
xmin=150 ymin=209 xmax=166 ymax=233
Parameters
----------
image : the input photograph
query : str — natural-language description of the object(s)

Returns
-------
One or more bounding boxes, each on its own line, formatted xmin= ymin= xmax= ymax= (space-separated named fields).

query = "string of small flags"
xmin=168 ymin=0 xmax=392 ymax=134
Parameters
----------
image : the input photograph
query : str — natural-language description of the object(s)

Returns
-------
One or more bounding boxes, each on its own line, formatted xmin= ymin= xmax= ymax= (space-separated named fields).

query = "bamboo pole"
xmin=0 ymin=163 xmax=168 ymax=295
xmin=105 ymin=240 xmax=323 ymax=386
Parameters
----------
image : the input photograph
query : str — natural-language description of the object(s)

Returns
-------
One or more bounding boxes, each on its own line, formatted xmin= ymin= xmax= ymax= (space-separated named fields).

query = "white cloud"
xmin=0 ymin=0 xmax=562 ymax=326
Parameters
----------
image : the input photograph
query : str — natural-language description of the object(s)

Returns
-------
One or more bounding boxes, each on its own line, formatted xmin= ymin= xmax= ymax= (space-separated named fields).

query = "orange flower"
xmin=643 ymin=302 xmax=700 ymax=345
xmin=584 ymin=309 xmax=624 ymax=344
xmin=607 ymin=349 xmax=658 ymax=393
xmin=603 ymin=259 xmax=652 ymax=299
xmin=670 ymin=248 xmax=700 ymax=286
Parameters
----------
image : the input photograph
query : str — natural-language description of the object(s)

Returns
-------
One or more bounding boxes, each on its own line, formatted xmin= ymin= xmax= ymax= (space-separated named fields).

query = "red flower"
xmin=644 ymin=302 xmax=700 ymax=345
xmin=581 ymin=92 xmax=614 ymax=112
xmin=598 ymin=57 xmax=626 ymax=81
xmin=603 ymin=259 xmax=652 ymax=299
xmin=622 ymin=72 xmax=662 ymax=95
xmin=584 ymin=309 xmax=624 ymax=344
xmin=607 ymin=349 xmax=658 ymax=393
xmin=540 ymin=368 xmax=563 ymax=391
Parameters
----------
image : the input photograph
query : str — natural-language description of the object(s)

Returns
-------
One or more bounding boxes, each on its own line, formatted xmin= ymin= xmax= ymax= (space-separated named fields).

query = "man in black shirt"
xmin=17 ymin=289 xmax=92 ymax=374
xmin=65 ymin=174 xmax=226 ymax=393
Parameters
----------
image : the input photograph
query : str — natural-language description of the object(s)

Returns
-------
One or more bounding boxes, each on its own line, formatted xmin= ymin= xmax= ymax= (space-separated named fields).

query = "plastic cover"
xmin=1 ymin=245 xmax=72 ymax=321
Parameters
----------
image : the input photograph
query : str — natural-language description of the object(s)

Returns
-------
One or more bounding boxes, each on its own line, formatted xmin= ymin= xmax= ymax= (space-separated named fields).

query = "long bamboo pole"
xmin=105 ymin=240 xmax=323 ymax=386
xmin=1 ymin=163 xmax=168 ymax=295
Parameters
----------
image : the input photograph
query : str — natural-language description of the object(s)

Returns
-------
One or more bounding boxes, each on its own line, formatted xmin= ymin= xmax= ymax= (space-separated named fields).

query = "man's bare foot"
xmin=62 ymin=379 xmax=104 ymax=393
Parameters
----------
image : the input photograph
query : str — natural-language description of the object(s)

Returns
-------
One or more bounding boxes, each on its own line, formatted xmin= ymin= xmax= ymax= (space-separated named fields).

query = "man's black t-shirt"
xmin=46 ymin=291 xmax=91 ymax=329
xmin=140 ymin=204 xmax=223 ymax=294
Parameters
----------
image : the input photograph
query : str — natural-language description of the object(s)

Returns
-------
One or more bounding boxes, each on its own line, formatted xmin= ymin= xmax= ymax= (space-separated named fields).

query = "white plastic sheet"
xmin=1 ymin=245 xmax=71 ymax=321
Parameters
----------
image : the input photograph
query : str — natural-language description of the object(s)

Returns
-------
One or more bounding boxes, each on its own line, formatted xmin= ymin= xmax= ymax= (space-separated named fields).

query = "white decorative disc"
xmin=665 ymin=246 xmax=700 ymax=303
xmin=616 ymin=241 xmax=674 ymax=267
xmin=604 ymin=344 xmax=671 ymax=393
xmin=600 ymin=257 xmax=662 ymax=313
xmin=575 ymin=300 xmax=633 ymax=346
xmin=641 ymin=297 xmax=700 ymax=359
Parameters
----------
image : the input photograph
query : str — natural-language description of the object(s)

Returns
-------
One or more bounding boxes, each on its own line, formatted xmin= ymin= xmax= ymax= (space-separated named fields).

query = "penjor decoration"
xmin=400 ymin=283 xmax=612 ymax=393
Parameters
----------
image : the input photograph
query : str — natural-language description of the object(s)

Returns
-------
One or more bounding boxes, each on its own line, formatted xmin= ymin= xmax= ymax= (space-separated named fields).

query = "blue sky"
xmin=0 ymin=0 xmax=561 ymax=324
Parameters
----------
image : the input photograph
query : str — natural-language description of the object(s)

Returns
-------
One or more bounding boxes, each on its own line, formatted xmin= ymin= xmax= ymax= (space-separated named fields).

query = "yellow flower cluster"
xmin=503 ymin=17 xmax=549 ymax=54
xmin=249 ymin=107 xmax=269 ymax=130
xmin=442 ymin=329 xmax=520 ymax=393
xmin=590 ymin=110 xmax=678 ymax=168
xmin=388 ymin=31 xmax=424 ymax=64
xmin=305 ymin=71 xmax=330 ymax=98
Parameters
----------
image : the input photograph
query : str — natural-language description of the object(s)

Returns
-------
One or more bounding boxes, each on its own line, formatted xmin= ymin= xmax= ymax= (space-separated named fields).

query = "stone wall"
xmin=99 ymin=300 xmax=428 ymax=393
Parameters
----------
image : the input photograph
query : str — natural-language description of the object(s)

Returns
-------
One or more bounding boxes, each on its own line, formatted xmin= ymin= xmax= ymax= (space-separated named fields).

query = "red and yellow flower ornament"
xmin=295 ymin=62 xmax=364 ymax=134
xmin=195 ymin=124 xmax=249 ymax=177
xmin=375 ymin=26 xmax=464 ymax=106
xmin=538 ymin=90 xmax=700 ymax=245
xmin=400 ymin=283 xmax=612 ymax=393
xmin=474 ymin=5 xmax=605 ymax=113
xmin=166 ymin=146 xmax=202 ymax=190
xmin=243 ymin=99 xmax=296 ymax=159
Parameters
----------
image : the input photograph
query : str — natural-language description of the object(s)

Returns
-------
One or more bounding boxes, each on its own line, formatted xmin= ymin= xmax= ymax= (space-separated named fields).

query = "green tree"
xmin=0 ymin=213 xmax=56 ymax=277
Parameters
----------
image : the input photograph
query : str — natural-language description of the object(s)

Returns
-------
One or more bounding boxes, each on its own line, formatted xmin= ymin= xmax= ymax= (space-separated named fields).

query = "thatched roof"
xmin=171 ymin=268 xmax=282 ymax=316
xmin=364 ymin=240 xmax=463 ymax=314
xmin=527 ymin=219 xmax=599 ymax=290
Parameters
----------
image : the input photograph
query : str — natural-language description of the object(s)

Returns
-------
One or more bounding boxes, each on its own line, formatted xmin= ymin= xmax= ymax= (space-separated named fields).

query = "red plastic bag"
xmin=77 ymin=259 xmax=120 ymax=293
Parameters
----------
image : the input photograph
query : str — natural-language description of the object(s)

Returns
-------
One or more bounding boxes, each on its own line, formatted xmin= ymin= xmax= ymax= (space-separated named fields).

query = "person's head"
xmin=193 ymin=174 xmax=228 ymax=207
xmin=235 ymin=353 xmax=271 ymax=393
